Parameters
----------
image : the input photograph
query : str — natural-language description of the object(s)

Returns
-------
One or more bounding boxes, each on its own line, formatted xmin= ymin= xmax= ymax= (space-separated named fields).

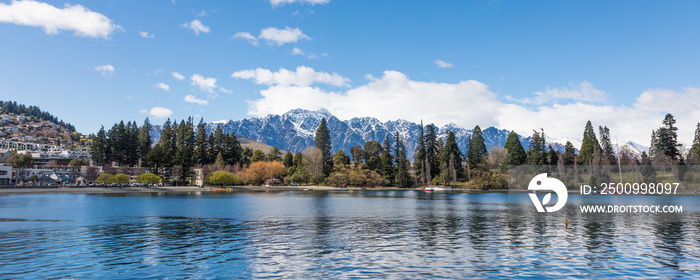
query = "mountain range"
xmin=150 ymin=108 xmax=649 ymax=161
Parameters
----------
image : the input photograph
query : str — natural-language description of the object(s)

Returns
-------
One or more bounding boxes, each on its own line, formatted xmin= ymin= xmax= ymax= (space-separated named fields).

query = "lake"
xmin=0 ymin=191 xmax=698 ymax=278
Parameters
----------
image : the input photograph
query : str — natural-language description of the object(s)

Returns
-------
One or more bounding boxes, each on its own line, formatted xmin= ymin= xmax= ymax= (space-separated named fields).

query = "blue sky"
xmin=1 ymin=0 xmax=699 ymax=145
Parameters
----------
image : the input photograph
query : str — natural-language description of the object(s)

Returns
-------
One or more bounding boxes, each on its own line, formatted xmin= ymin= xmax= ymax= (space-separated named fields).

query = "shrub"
xmin=137 ymin=173 xmax=162 ymax=184
xmin=237 ymin=161 xmax=285 ymax=185
xmin=205 ymin=171 xmax=241 ymax=186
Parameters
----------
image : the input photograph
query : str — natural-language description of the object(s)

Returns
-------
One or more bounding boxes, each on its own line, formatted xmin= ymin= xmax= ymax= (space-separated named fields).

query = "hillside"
xmin=0 ymin=100 xmax=84 ymax=148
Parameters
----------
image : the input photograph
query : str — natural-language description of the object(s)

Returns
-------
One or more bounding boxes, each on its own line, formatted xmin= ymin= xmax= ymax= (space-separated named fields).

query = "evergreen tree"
xmin=193 ymin=118 xmax=209 ymax=165
xmin=138 ymin=118 xmax=152 ymax=166
xmin=504 ymin=130 xmax=526 ymax=165
xmin=599 ymin=126 xmax=616 ymax=165
xmin=91 ymin=126 xmax=109 ymax=165
xmin=393 ymin=131 xmax=412 ymax=188
xmin=314 ymin=118 xmax=333 ymax=176
xmin=350 ymin=145 xmax=363 ymax=166
xmin=174 ymin=118 xmax=195 ymax=184
xmin=688 ymin=123 xmax=700 ymax=164
xmin=527 ymin=129 xmax=547 ymax=165
xmin=267 ymin=147 xmax=282 ymax=162
xmin=467 ymin=125 xmax=488 ymax=166
xmin=652 ymin=113 xmax=681 ymax=162
xmin=578 ymin=120 xmax=601 ymax=165
xmin=561 ymin=141 xmax=577 ymax=165
xmin=414 ymin=121 xmax=427 ymax=182
xmin=425 ymin=124 xmax=440 ymax=179
xmin=547 ymin=145 xmax=559 ymax=165
xmin=379 ymin=134 xmax=394 ymax=180
xmin=222 ymin=132 xmax=242 ymax=165
xmin=126 ymin=121 xmax=140 ymax=166
xmin=157 ymin=119 xmax=175 ymax=178
xmin=250 ymin=150 xmax=265 ymax=163
xmin=283 ymin=152 xmax=294 ymax=169
xmin=441 ymin=130 xmax=464 ymax=183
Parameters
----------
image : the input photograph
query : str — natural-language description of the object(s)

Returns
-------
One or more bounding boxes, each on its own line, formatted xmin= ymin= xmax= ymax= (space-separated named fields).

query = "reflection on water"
xmin=0 ymin=191 xmax=698 ymax=278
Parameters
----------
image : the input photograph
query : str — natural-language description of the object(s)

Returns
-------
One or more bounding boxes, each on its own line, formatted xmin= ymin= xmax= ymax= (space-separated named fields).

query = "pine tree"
xmin=688 ymin=123 xmax=700 ymax=164
xmin=599 ymin=126 xmax=615 ymax=165
xmin=578 ymin=120 xmax=601 ymax=165
xmin=267 ymin=147 xmax=282 ymax=162
xmin=91 ymin=125 xmax=109 ymax=165
xmin=504 ymin=130 xmax=526 ymax=165
xmin=653 ymin=113 xmax=681 ymax=162
xmin=393 ymin=131 xmax=411 ymax=188
xmin=158 ymin=119 xmax=175 ymax=179
xmin=175 ymin=118 xmax=195 ymax=184
xmin=193 ymin=118 xmax=208 ymax=165
xmin=425 ymin=124 xmax=440 ymax=179
xmin=379 ymin=134 xmax=394 ymax=180
xmin=138 ymin=118 xmax=152 ymax=166
xmin=314 ymin=118 xmax=333 ymax=176
xmin=414 ymin=121 xmax=427 ymax=183
xmin=283 ymin=152 xmax=294 ymax=169
xmin=468 ymin=125 xmax=488 ymax=166
xmin=527 ymin=129 xmax=547 ymax=165
xmin=441 ymin=130 xmax=464 ymax=183
xmin=561 ymin=141 xmax=577 ymax=165
xmin=548 ymin=145 xmax=559 ymax=165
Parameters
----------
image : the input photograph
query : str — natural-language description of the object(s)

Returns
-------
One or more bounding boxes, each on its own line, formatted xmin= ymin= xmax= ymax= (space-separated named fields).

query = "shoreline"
xmin=0 ymin=185 xmax=427 ymax=195
xmin=1 ymin=186 xmax=695 ymax=196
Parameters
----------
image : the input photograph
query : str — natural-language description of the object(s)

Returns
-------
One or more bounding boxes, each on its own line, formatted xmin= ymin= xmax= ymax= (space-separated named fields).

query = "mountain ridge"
xmin=150 ymin=108 xmax=649 ymax=161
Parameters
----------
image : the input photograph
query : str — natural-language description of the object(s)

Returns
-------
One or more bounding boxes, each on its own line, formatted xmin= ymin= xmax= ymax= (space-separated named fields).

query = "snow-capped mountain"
xmin=150 ymin=108 xmax=648 ymax=161
xmin=151 ymin=108 xmax=529 ymax=160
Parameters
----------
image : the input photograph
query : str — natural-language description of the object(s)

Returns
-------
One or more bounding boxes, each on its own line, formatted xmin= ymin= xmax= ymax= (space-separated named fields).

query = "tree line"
xmin=0 ymin=100 xmax=75 ymax=132
xmin=91 ymin=117 xmax=250 ymax=185
xmin=89 ymin=113 xmax=700 ymax=188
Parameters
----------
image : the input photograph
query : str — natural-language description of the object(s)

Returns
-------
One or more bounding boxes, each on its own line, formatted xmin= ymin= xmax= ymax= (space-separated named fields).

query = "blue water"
xmin=0 ymin=191 xmax=698 ymax=279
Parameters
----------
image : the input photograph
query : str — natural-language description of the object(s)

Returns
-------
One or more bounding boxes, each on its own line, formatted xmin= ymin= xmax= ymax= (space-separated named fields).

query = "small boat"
xmin=303 ymin=188 xmax=312 ymax=191
xmin=425 ymin=186 xmax=451 ymax=192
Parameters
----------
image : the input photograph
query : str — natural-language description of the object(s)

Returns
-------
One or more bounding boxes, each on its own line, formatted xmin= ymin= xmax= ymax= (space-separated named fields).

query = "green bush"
xmin=137 ymin=173 xmax=161 ymax=184
xmin=114 ymin=173 xmax=130 ymax=184
xmin=205 ymin=171 xmax=241 ymax=186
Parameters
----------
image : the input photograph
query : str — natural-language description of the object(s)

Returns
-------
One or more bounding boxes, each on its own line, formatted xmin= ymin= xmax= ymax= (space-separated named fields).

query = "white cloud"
xmin=139 ymin=107 xmax=173 ymax=119
xmin=434 ymin=59 xmax=454 ymax=68
xmin=172 ymin=72 xmax=185 ymax=81
xmin=292 ymin=47 xmax=305 ymax=55
xmin=182 ymin=19 xmax=209 ymax=35
xmin=259 ymin=26 xmax=310 ymax=46
xmin=139 ymin=31 xmax=154 ymax=38
xmin=184 ymin=95 xmax=209 ymax=105
xmin=509 ymin=81 xmax=608 ymax=105
xmin=93 ymin=64 xmax=114 ymax=77
xmin=154 ymin=82 xmax=170 ymax=91
xmin=247 ymin=70 xmax=498 ymax=128
xmin=0 ymin=0 xmax=121 ymax=39
xmin=233 ymin=32 xmax=259 ymax=46
xmin=190 ymin=74 xmax=229 ymax=94
xmin=242 ymin=69 xmax=700 ymax=146
xmin=270 ymin=0 xmax=330 ymax=7
xmin=232 ymin=66 xmax=350 ymax=87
